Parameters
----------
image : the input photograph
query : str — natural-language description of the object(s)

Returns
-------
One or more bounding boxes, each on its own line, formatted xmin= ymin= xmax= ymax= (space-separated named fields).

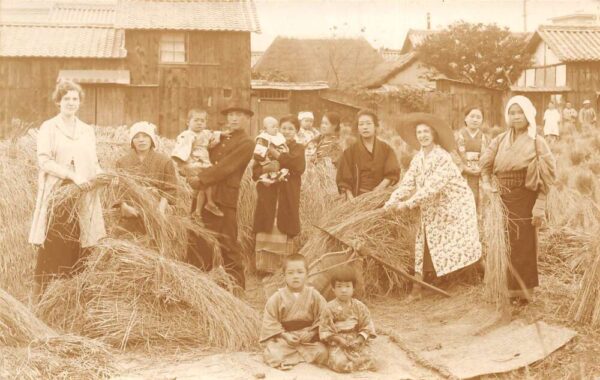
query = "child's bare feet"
xmin=205 ymin=202 xmax=224 ymax=217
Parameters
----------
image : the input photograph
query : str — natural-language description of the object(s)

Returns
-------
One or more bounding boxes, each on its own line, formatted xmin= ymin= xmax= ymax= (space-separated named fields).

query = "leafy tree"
xmin=416 ymin=22 xmax=532 ymax=90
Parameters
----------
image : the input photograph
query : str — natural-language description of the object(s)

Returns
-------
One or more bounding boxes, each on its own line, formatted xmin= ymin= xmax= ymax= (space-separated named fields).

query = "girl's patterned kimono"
xmin=386 ymin=145 xmax=481 ymax=277
xmin=260 ymin=286 xmax=329 ymax=369
xmin=319 ymin=298 xmax=377 ymax=373
xmin=455 ymin=128 xmax=489 ymax=210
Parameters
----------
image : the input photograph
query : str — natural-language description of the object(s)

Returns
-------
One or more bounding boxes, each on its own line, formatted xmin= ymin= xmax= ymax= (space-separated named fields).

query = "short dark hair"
xmin=283 ymin=254 xmax=308 ymax=271
xmin=329 ymin=266 xmax=358 ymax=288
xmin=279 ymin=114 xmax=300 ymax=131
xmin=52 ymin=79 xmax=84 ymax=104
xmin=356 ymin=109 xmax=379 ymax=127
xmin=187 ymin=109 xmax=208 ymax=121
xmin=323 ymin=111 xmax=341 ymax=133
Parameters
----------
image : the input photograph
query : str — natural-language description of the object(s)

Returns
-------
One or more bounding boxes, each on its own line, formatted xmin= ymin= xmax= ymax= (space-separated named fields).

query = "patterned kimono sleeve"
xmin=385 ymin=157 xmax=417 ymax=207
xmin=355 ymin=301 xmax=376 ymax=341
xmin=311 ymin=290 xmax=329 ymax=331
xmin=259 ymin=292 xmax=285 ymax=343
xmin=318 ymin=303 xmax=336 ymax=342
xmin=404 ymin=152 xmax=454 ymax=209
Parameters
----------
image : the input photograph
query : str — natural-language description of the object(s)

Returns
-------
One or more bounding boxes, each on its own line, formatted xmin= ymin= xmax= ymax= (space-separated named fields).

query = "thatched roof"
xmin=362 ymin=51 xmax=418 ymax=89
xmin=253 ymin=36 xmax=384 ymax=88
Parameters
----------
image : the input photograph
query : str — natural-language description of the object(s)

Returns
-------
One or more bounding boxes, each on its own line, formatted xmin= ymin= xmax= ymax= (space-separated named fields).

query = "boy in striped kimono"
xmin=260 ymin=254 xmax=328 ymax=370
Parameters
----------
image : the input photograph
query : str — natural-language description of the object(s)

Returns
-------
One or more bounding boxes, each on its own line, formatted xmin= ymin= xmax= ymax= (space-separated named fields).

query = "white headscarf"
xmin=129 ymin=121 xmax=159 ymax=150
xmin=504 ymin=95 xmax=537 ymax=139
xmin=298 ymin=111 xmax=314 ymax=121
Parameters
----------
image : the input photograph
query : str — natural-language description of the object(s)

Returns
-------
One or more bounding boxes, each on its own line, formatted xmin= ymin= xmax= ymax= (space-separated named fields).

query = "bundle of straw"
xmin=0 ymin=288 xmax=116 ymax=379
xmin=236 ymin=166 xmax=258 ymax=265
xmin=37 ymin=239 xmax=261 ymax=351
xmin=300 ymin=190 xmax=418 ymax=297
xmin=481 ymin=191 xmax=511 ymax=309
xmin=568 ymin=236 xmax=600 ymax=328
xmin=49 ymin=171 xmax=218 ymax=260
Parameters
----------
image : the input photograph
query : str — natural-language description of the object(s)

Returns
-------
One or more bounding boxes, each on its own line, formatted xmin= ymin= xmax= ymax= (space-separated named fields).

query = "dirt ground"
xmin=110 ymin=268 xmax=594 ymax=380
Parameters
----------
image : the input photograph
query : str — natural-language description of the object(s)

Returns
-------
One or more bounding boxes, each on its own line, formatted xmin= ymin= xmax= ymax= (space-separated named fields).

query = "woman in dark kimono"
xmin=115 ymin=121 xmax=178 ymax=235
xmin=253 ymin=115 xmax=306 ymax=267
xmin=480 ymin=96 xmax=556 ymax=305
xmin=336 ymin=109 xmax=400 ymax=200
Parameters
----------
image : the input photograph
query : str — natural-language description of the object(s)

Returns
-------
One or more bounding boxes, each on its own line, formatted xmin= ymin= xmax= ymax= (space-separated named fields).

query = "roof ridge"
xmin=539 ymin=24 xmax=600 ymax=30
xmin=0 ymin=23 xmax=116 ymax=29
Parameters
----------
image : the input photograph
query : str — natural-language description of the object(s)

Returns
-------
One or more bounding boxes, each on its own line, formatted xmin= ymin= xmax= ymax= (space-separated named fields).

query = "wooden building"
xmin=0 ymin=0 xmax=260 ymax=137
xmin=512 ymin=25 xmax=600 ymax=125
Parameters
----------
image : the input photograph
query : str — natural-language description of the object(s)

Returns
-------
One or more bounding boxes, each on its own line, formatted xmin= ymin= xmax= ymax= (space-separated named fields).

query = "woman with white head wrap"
xmin=115 ymin=121 xmax=178 ymax=234
xmin=480 ymin=95 xmax=556 ymax=305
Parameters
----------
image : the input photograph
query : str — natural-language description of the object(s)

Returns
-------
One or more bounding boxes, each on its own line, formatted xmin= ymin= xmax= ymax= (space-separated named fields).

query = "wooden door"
xmin=254 ymin=98 xmax=289 ymax=137
xmin=96 ymin=86 xmax=126 ymax=126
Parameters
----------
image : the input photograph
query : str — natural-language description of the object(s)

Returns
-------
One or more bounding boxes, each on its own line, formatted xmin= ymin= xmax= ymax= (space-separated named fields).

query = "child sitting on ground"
xmin=254 ymin=116 xmax=289 ymax=184
xmin=320 ymin=267 xmax=377 ymax=373
xmin=259 ymin=254 xmax=329 ymax=370
xmin=171 ymin=109 xmax=227 ymax=217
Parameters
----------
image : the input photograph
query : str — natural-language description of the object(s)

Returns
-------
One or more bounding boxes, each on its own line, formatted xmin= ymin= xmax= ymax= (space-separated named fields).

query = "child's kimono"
xmin=171 ymin=129 xmax=221 ymax=168
xmin=319 ymin=298 xmax=376 ymax=373
xmin=260 ymin=286 xmax=329 ymax=369
xmin=254 ymin=131 xmax=289 ymax=183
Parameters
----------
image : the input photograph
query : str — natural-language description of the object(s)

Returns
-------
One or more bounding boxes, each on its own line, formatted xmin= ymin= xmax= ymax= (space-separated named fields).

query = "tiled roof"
xmin=48 ymin=3 xmax=116 ymax=26
xmin=58 ymin=69 xmax=130 ymax=84
xmin=251 ymin=80 xmax=329 ymax=91
xmin=510 ymin=85 xmax=572 ymax=93
xmin=537 ymin=25 xmax=600 ymax=61
xmin=0 ymin=25 xmax=126 ymax=58
xmin=115 ymin=0 xmax=261 ymax=32
xmin=379 ymin=48 xmax=404 ymax=62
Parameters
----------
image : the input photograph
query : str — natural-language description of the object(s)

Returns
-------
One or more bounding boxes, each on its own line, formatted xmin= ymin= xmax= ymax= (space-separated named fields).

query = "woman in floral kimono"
xmin=480 ymin=96 xmax=556 ymax=305
xmin=29 ymin=80 xmax=105 ymax=300
xmin=337 ymin=109 xmax=400 ymax=200
xmin=115 ymin=122 xmax=178 ymax=235
xmin=313 ymin=111 xmax=343 ymax=166
xmin=455 ymin=106 xmax=489 ymax=211
xmin=384 ymin=113 xmax=481 ymax=300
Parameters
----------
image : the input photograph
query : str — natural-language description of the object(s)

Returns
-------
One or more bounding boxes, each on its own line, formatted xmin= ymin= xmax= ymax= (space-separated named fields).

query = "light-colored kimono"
xmin=319 ymin=298 xmax=376 ymax=373
xmin=28 ymin=115 xmax=105 ymax=247
xmin=386 ymin=145 xmax=481 ymax=276
xmin=260 ymin=286 xmax=328 ymax=369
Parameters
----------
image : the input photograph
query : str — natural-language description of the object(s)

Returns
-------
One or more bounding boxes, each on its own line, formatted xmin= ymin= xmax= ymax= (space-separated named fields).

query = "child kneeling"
xmin=320 ymin=267 xmax=377 ymax=373
xmin=259 ymin=254 xmax=328 ymax=370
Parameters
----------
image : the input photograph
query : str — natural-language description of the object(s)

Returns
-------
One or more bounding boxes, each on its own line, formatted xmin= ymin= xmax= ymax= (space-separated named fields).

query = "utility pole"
xmin=523 ymin=0 xmax=527 ymax=32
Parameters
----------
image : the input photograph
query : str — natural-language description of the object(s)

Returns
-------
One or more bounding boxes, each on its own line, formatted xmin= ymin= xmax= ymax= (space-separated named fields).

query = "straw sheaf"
xmin=36 ymin=239 xmax=261 ymax=351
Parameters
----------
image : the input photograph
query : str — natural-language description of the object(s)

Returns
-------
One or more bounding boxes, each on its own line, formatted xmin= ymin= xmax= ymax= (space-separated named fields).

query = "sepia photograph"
xmin=0 ymin=0 xmax=598 ymax=378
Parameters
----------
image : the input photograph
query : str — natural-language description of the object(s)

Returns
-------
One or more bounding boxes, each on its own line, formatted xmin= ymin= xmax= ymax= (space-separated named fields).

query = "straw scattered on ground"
xmin=36 ymin=239 xmax=261 ymax=351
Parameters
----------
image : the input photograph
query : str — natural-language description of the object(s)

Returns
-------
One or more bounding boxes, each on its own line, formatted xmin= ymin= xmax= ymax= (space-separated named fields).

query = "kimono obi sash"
xmin=282 ymin=319 xmax=314 ymax=332
xmin=334 ymin=318 xmax=358 ymax=333
xmin=496 ymin=169 xmax=527 ymax=192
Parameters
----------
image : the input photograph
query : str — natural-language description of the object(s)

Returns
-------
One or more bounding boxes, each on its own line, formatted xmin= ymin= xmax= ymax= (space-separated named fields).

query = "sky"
xmin=252 ymin=0 xmax=600 ymax=51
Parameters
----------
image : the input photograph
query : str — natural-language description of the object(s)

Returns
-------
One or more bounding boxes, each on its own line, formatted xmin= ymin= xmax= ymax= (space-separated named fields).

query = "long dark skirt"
xmin=34 ymin=199 xmax=84 ymax=289
xmin=501 ymin=187 xmax=538 ymax=291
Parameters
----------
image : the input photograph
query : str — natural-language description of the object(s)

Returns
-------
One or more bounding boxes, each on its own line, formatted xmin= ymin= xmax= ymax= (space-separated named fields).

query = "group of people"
xmin=543 ymin=99 xmax=597 ymax=142
xmin=28 ymin=79 xmax=556 ymax=372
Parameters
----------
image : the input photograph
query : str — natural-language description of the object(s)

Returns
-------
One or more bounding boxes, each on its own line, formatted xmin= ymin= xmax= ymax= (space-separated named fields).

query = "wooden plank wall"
xmin=567 ymin=62 xmax=600 ymax=112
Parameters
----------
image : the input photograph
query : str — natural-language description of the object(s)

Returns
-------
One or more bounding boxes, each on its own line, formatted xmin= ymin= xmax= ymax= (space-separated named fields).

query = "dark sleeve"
xmin=199 ymin=137 xmax=254 ymax=187
xmin=161 ymin=158 xmax=178 ymax=205
xmin=278 ymin=144 xmax=305 ymax=176
xmin=251 ymin=159 xmax=262 ymax=181
xmin=382 ymin=144 xmax=400 ymax=185
xmin=336 ymin=147 xmax=355 ymax=194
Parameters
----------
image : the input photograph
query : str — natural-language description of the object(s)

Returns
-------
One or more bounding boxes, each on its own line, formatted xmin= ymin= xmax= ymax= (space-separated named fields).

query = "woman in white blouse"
xmin=29 ymin=79 xmax=105 ymax=300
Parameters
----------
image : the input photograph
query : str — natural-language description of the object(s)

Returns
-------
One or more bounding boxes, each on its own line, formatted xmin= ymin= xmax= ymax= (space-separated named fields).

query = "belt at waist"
xmin=281 ymin=320 xmax=313 ymax=332
xmin=496 ymin=169 xmax=527 ymax=191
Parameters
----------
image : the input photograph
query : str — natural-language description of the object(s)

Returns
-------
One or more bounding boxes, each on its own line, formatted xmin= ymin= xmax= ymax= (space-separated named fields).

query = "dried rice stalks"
xmin=49 ymin=171 xmax=219 ymax=260
xmin=37 ymin=239 xmax=260 ymax=351
xmin=0 ymin=288 xmax=116 ymax=380
xmin=301 ymin=190 xmax=418 ymax=297
xmin=568 ymin=236 xmax=600 ymax=328
xmin=481 ymin=191 xmax=511 ymax=309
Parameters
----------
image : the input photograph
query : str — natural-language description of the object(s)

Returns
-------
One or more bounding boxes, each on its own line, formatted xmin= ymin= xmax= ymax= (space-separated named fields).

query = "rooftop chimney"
xmin=427 ymin=12 xmax=431 ymax=30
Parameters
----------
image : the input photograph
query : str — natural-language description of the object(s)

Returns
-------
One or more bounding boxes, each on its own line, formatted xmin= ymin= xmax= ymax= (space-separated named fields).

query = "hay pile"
xmin=569 ymin=240 xmax=600 ymax=328
xmin=0 ymin=288 xmax=116 ymax=379
xmin=300 ymin=190 xmax=418 ymax=297
xmin=37 ymin=239 xmax=261 ymax=351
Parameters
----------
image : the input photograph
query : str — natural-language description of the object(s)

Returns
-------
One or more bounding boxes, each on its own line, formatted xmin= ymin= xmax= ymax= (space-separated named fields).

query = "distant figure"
xmin=543 ymin=102 xmax=561 ymax=143
xmin=295 ymin=111 xmax=320 ymax=146
xmin=562 ymin=102 xmax=578 ymax=133
xmin=578 ymin=99 xmax=596 ymax=131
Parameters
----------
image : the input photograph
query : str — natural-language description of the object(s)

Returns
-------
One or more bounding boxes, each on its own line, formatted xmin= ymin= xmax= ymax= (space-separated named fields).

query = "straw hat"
xmin=397 ymin=112 xmax=456 ymax=152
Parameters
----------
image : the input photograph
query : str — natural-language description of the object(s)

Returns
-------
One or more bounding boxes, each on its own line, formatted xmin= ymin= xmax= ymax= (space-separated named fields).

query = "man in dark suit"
xmin=187 ymin=105 xmax=254 ymax=290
